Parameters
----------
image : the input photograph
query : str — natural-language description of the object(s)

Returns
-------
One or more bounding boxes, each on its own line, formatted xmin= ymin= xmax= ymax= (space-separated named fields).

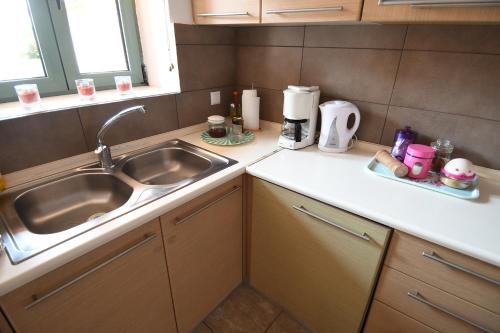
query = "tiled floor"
xmin=193 ymin=285 xmax=312 ymax=333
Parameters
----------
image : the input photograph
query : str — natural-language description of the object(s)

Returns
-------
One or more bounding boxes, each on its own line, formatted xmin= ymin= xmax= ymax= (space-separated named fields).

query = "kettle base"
xmin=318 ymin=145 xmax=349 ymax=153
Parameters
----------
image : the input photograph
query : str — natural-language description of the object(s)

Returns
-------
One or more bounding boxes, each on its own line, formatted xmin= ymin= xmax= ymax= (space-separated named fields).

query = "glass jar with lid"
xmin=430 ymin=138 xmax=454 ymax=173
xmin=207 ymin=115 xmax=227 ymax=138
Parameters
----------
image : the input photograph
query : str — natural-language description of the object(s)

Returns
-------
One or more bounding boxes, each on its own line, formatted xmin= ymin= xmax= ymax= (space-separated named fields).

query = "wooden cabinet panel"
xmin=375 ymin=267 xmax=500 ymax=333
xmin=364 ymin=300 xmax=438 ymax=333
xmin=161 ymin=177 xmax=243 ymax=333
xmin=0 ymin=310 xmax=13 ymax=333
xmin=249 ymin=178 xmax=390 ymax=333
xmin=0 ymin=220 xmax=177 ymax=333
xmin=262 ymin=0 xmax=362 ymax=23
xmin=192 ymin=0 xmax=260 ymax=24
xmin=362 ymin=0 xmax=500 ymax=22
xmin=385 ymin=231 xmax=500 ymax=314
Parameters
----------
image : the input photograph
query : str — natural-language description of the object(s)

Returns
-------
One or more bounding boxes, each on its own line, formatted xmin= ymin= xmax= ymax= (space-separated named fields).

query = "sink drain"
xmin=87 ymin=212 xmax=106 ymax=221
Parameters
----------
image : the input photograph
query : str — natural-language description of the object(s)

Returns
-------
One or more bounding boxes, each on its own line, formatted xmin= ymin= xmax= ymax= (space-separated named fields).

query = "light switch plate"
xmin=210 ymin=91 xmax=220 ymax=105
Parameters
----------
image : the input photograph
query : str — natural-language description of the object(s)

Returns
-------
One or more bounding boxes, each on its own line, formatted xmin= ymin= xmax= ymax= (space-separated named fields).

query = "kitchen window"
xmin=0 ymin=0 xmax=144 ymax=102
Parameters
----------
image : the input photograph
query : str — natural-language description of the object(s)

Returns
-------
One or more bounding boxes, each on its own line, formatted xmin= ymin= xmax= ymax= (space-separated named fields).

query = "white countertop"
xmin=247 ymin=143 xmax=500 ymax=268
xmin=0 ymin=121 xmax=282 ymax=296
xmin=2 ymin=121 xmax=499 ymax=296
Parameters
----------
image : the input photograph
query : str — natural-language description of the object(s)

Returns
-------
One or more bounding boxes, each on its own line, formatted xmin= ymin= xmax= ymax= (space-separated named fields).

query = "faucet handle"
xmin=95 ymin=144 xmax=113 ymax=169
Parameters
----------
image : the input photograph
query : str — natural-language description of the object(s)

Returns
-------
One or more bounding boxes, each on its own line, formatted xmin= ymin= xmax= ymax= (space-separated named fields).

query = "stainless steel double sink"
xmin=0 ymin=140 xmax=237 ymax=264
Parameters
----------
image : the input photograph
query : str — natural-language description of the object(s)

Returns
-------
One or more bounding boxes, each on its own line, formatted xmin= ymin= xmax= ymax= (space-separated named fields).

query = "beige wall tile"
xmin=381 ymin=106 xmax=500 ymax=169
xmin=78 ymin=95 xmax=178 ymax=149
xmin=301 ymin=48 xmax=401 ymax=104
xmin=305 ymin=25 xmax=406 ymax=49
xmin=175 ymin=24 xmax=235 ymax=45
xmin=405 ymin=25 xmax=500 ymax=54
xmin=236 ymin=26 xmax=304 ymax=46
xmin=392 ymin=51 xmax=500 ymax=121
xmin=237 ymin=46 xmax=302 ymax=90
xmin=177 ymin=45 xmax=236 ymax=91
xmin=176 ymin=87 xmax=232 ymax=128
xmin=0 ymin=110 xmax=87 ymax=173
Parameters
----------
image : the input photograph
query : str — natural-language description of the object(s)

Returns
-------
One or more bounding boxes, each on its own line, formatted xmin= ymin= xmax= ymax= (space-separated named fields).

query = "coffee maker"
xmin=278 ymin=85 xmax=320 ymax=150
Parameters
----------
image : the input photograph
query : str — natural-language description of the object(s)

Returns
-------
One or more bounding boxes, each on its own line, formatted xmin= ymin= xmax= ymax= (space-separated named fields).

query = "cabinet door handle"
xmin=292 ymin=205 xmax=370 ymax=241
xmin=422 ymin=251 xmax=500 ymax=286
xmin=175 ymin=186 xmax=241 ymax=225
xmin=378 ymin=0 xmax=500 ymax=6
xmin=197 ymin=12 xmax=250 ymax=17
xmin=25 ymin=233 xmax=156 ymax=310
xmin=266 ymin=6 xmax=343 ymax=14
xmin=407 ymin=291 xmax=494 ymax=333
xmin=411 ymin=1 xmax=500 ymax=7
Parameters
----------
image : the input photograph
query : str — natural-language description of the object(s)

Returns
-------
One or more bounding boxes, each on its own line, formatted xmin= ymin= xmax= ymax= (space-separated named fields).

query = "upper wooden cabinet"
xmin=362 ymin=0 xmax=500 ymax=22
xmin=192 ymin=0 xmax=260 ymax=24
xmin=262 ymin=0 xmax=362 ymax=23
xmin=0 ymin=220 xmax=177 ymax=333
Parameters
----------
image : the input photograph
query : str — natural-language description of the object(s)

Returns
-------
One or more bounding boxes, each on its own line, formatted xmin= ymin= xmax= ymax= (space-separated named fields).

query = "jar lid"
xmin=208 ymin=115 xmax=225 ymax=125
xmin=406 ymin=144 xmax=435 ymax=158
xmin=430 ymin=138 xmax=454 ymax=153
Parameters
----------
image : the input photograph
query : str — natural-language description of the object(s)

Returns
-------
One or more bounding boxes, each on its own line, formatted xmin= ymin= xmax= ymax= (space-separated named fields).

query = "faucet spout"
xmin=95 ymin=105 xmax=147 ymax=169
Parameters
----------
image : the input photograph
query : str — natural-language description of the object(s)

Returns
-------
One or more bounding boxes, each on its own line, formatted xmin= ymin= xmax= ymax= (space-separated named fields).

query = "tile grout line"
xmin=263 ymin=310 xmax=283 ymax=333
xmin=201 ymin=321 xmax=216 ymax=333
xmin=298 ymin=26 xmax=306 ymax=85
xmin=75 ymin=108 xmax=93 ymax=152
xmin=379 ymin=24 xmax=409 ymax=144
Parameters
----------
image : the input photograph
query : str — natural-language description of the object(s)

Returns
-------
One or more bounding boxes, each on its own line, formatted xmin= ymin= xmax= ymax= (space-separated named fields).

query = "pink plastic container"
xmin=403 ymin=144 xmax=435 ymax=179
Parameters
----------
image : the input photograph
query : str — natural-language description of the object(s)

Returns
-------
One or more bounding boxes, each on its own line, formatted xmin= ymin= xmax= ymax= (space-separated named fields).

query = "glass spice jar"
xmin=430 ymin=138 xmax=454 ymax=173
xmin=207 ymin=115 xmax=227 ymax=138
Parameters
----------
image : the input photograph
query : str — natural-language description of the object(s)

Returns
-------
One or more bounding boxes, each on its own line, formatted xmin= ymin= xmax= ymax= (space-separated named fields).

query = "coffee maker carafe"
xmin=278 ymin=86 xmax=320 ymax=150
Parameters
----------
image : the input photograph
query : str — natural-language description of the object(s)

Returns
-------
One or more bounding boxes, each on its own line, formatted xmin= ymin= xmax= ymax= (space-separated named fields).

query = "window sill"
xmin=0 ymin=86 xmax=179 ymax=121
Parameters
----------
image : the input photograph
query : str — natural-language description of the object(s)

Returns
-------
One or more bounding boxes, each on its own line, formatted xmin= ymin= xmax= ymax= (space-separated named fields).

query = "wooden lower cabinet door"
xmin=161 ymin=177 xmax=243 ymax=333
xmin=0 ymin=220 xmax=177 ymax=333
xmin=249 ymin=178 xmax=391 ymax=333
xmin=364 ymin=300 xmax=438 ymax=333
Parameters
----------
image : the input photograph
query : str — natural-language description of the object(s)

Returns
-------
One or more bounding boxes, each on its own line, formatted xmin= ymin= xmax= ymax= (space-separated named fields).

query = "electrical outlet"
xmin=210 ymin=91 xmax=220 ymax=105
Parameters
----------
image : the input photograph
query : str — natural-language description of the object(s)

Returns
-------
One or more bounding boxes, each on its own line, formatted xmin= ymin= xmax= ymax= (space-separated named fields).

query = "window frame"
xmin=48 ymin=0 xmax=144 ymax=90
xmin=0 ymin=0 xmax=68 ymax=101
xmin=0 ymin=0 xmax=144 ymax=101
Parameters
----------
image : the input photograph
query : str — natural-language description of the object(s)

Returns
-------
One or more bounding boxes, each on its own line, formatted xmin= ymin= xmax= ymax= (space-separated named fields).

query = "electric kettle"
xmin=318 ymin=100 xmax=360 ymax=153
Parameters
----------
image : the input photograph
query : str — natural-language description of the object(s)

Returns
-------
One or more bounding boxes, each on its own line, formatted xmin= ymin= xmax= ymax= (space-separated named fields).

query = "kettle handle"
xmin=346 ymin=109 xmax=361 ymax=138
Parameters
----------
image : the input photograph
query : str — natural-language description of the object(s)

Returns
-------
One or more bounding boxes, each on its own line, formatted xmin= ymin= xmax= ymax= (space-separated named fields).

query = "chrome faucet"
xmin=95 ymin=105 xmax=147 ymax=169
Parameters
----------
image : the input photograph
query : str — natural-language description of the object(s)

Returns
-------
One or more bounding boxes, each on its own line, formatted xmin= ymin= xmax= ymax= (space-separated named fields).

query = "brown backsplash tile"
xmin=301 ymin=48 xmax=401 ymax=104
xmin=177 ymin=45 xmax=236 ymax=91
xmin=381 ymin=106 xmax=500 ymax=169
xmin=4 ymin=23 xmax=500 ymax=172
xmin=391 ymin=51 xmax=500 ymax=121
xmin=175 ymin=24 xmax=235 ymax=45
xmin=258 ymin=87 xmax=284 ymax=123
xmin=405 ymin=25 xmax=500 ymax=54
xmin=237 ymin=46 xmax=302 ymax=90
xmin=79 ymin=95 xmax=178 ymax=149
xmin=176 ymin=87 xmax=232 ymax=128
xmin=0 ymin=110 xmax=87 ymax=173
xmin=305 ymin=25 xmax=406 ymax=49
xmin=236 ymin=26 xmax=305 ymax=47
xmin=347 ymin=100 xmax=388 ymax=144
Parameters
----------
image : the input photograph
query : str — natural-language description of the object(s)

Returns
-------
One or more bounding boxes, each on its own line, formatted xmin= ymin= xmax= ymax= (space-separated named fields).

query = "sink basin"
xmin=0 ymin=139 xmax=237 ymax=264
xmin=122 ymin=147 xmax=212 ymax=185
xmin=14 ymin=173 xmax=133 ymax=234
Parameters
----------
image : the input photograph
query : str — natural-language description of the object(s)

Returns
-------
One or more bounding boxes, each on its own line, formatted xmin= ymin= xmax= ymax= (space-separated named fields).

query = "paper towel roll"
xmin=242 ymin=89 xmax=260 ymax=130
